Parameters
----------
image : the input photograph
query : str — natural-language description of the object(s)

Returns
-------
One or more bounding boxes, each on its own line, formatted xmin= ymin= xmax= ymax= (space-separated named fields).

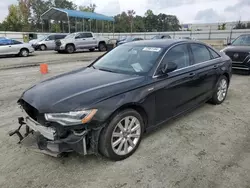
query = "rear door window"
xmin=0 ymin=39 xmax=12 ymax=46
xmin=55 ymin=35 xmax=66 ymax=40
xmin=190 ymin=44 xmax=212 ymax=64
xmin=85 ymin=33 xmax=93 ymax=38
xmin=76 ymin=33 xmax=88 ymax=39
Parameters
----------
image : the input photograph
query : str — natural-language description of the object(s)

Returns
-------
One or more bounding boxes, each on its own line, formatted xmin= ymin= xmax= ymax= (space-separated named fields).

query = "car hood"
xmin=222 ymin=45 xmax=250 ymax=52
xmin=20 ymin=67 xmax=145 ymax=113
xmin=29 ymin=39 xmax=37 ymax=44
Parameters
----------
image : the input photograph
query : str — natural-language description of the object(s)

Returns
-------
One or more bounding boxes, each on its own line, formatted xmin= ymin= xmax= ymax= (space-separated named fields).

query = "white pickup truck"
xmin=55 ymin=32 xmax=108 ymax=53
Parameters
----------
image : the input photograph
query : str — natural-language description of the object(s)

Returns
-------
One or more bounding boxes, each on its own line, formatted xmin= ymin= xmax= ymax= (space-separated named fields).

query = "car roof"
xmin=122 ymin=39 xmax=201 ymax=48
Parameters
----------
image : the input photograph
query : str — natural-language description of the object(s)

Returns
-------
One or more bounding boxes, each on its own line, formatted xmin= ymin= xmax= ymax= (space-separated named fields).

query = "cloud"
xmin=225 ymin=0 xmax=250 ymax=12
xmin=95 ymin=0 xmax=121 ymax=16
xmin=194 ymin=8 xmax=225 ymax=23
xmin=147 ymin=0 xmax=196 ymax=8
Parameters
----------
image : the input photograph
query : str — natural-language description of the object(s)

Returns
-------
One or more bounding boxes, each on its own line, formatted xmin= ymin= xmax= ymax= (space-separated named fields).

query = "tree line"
xmin=1 ymin=0 xmax=249 ymax=33
xmin=0 ymin=0 xmax=181 ymax=33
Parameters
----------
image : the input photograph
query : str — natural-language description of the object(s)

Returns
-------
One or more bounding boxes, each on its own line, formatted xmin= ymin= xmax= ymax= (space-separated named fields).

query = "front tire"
xmin=98 ymin=42 xmax=107 ymax=52
xmin=66 ymin=44 xmax=75 ymax=54
xmin=99 ymin=109 xmax=144 ymax=161
xmin=19 ymin=49 xmax=29 ymax=57
xmin=210 ymin=75 xmax=229 ymax=104
xmin=40 ymin=44 xmax=47 ymax=51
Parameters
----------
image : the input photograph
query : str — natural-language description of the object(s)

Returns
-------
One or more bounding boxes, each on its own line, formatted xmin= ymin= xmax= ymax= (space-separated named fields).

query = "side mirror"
xmin=161 ymin=62 xmax=177 ymax=74
xmin=227 ymin=42 xmax=231 ymax=45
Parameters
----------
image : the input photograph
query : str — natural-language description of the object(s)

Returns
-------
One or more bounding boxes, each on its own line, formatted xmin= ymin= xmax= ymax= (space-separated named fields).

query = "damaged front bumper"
xmin=9 ymin=115 xmax=90 ymax=157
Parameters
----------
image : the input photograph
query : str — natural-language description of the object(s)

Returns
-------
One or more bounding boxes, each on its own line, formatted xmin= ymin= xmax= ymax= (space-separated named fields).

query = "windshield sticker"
xmin=143 ymin=47 xmax=161 ymax=52
xmin=131 ymin=63 xmax=143 ymax=72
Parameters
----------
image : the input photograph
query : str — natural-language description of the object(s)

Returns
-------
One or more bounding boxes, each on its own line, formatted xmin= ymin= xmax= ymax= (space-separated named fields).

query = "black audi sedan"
xmin=221 ymin=34 xmax=250 ymax=72
xmin=10 ymin=40 xmax=232 ymax=161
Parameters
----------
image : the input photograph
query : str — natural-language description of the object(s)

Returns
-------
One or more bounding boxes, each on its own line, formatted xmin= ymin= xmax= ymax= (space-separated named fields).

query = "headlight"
xmin=44 ymin=109 xmax=97 ymax=126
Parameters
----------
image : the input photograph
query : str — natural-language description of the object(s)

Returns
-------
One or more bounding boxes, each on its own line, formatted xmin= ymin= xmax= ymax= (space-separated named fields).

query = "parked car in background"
xmin=11 ymin=39 xmax=232 ymax=161
xmin=29 ymin=35 xmax=48 ymax=46
xmin=117 ymin=36 xmax=144 ymax=46
xmin=55 ymin=32 xmax=108 ymax=53
xmin=116 ymin=36 xmax=127 ymax=46
xmin=151 ymin=35 xmax=171 ymax=39
xmin=0 ymin=38 xmax=34 ymax=57
xmin=221 ymin=34 xmax=250 ymax=73
xmin=32 ymin=34 xmax=67 ymax=51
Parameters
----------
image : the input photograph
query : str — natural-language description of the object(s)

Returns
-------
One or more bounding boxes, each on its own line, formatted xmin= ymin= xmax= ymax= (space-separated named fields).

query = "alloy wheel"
xmin=67 ymin=45 xmax=74 ymax=53
xmin=21 ymin=49 xmax=28 ymax=57
xmin=217 ymin=78 xmax=228 ymax=102
xmin=111 ymin=116 xmax=141 ymax=156
xmin=40 ymin=45 xmax=46 ymax=51
xmin=99 ymin=44 xmax=107 ymax=51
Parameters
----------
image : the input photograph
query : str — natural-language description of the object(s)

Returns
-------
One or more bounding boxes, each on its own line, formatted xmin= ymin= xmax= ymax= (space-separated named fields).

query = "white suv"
xmin=55 ymin=32 xmax=108 ymax=53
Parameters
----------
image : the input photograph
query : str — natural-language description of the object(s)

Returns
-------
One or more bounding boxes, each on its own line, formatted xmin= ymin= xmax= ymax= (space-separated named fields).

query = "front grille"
xmin=19 ymin=99 xmax=39 ymax=121
xmin=18 ymin=99 xmax=47 ymax=126
xmin=225 ymin=51 xmax=249 ymax=62
xmin=55 ymin=40 xmax=61 ymax=47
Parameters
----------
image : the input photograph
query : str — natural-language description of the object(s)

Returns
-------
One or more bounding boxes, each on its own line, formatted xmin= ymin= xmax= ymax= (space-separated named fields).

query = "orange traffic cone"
xmin=40 ymin=63 xmax=48 ymax=74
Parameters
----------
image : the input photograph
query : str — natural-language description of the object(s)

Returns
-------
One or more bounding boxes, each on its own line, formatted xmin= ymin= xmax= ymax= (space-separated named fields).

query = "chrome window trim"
xmin=153 ymin=42 xmax=221 ymax=78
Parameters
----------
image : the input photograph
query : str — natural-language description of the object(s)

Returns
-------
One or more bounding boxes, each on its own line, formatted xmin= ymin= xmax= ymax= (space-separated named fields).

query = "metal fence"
xmin=95 ymin=29 xmax=250 ymax=43
xmin=0 ymin=29 xmax=250 ymax=43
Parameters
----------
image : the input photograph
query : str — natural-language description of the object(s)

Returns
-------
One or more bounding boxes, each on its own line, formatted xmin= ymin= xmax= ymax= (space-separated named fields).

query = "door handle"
xmin=213 ymin=64 xmax=218 ymax=69
xmin=9 ymin=46 xmax=11 ymax=47
xmin=189 ymin=72 xmax=196 ymax=78
xmin=93 ymin=38 xmax=95 ymax=40
xmin=82 ymin=39 xmax=86 ymax=40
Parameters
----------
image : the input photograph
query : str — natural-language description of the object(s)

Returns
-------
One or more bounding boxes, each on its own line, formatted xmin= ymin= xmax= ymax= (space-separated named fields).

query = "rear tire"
xmin=210 ymin=75 xmax=229 ymax=105
xmin=66 ymin=44 xmax=75 ymax=54
xmin=19 ymin=49 xmax=29 ymax=57
xmin=99 ymin=109 xmax=144 ymax=161
xmin=40 ymin=45 xmax=47 ymax=51
xmin=89 ymin=48 xmax=95 ymax=52
xmin=98 ymin=42 xmax=107 ymax=52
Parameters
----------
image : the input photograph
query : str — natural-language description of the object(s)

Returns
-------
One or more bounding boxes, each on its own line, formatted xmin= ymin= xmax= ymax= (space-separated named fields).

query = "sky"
xmin=0 ymin=0 xmax=250 ymax=24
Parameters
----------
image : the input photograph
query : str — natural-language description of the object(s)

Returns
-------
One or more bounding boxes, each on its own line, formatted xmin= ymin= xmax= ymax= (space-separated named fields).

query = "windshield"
xmin=232 ymin=35 xmax=250 ymax=46
xmin=93 ymin=45 xmax=164 ymax=75
xmin=65 ymin=33 xmax=76 ymax=39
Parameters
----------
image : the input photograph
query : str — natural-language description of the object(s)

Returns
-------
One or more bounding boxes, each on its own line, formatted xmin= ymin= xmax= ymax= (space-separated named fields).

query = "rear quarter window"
xmin=208 ymin=47 xmax=220 ymax=59
xmin=12 ymin=40 xmax=22 ymax=45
